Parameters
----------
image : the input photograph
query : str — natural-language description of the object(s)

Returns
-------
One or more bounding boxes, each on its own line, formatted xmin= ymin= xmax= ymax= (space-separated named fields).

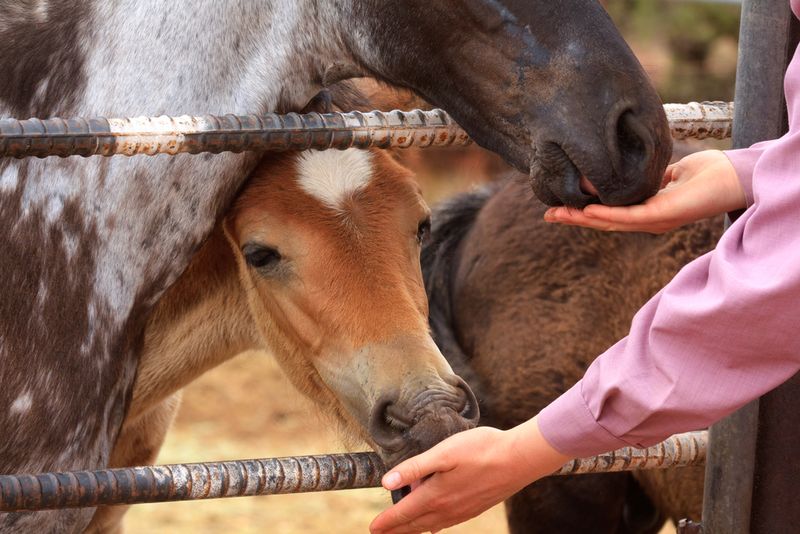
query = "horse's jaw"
xmin=311 ymin=333 xmax=480 ymax=469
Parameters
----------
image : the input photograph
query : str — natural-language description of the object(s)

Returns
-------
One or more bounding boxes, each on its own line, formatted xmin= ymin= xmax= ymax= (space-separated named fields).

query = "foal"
xmin=87 ymin=148 xmax=478 ymax=532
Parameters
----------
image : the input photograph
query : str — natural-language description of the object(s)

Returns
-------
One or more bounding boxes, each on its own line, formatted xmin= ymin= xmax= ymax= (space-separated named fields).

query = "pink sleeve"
xmin=539 ymin=151 xmax=800 ymax=457
xmin=538 ymin=43 xmax=800 ymax=457
xmin=724 ymin=141 xmax=774 ymax=206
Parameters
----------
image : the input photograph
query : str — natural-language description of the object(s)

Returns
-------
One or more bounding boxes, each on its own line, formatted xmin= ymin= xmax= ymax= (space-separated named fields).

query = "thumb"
xmin=381 ymin=444 xmax=456 ymax=491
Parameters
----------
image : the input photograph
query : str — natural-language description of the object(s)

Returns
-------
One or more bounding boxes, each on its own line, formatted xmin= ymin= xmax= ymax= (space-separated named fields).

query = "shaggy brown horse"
xmin=422 ymin=177 xmax=720 ymax=533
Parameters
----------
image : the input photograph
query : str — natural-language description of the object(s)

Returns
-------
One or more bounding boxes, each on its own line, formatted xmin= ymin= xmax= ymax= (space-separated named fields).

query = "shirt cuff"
xmin=723 ymin=148 xmax=758 ymax=206
xmin=537 ymin=381 xmax=630 ymax=458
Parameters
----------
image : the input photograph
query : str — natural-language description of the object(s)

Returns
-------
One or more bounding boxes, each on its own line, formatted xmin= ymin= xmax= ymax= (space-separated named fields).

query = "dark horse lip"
xmin=389 ymin=475 xmax=431 ymax=503
xmin=530 ymin=143 xmax=599 ymax=208
xmin=391 ymin=486 xmax=412 ymax=504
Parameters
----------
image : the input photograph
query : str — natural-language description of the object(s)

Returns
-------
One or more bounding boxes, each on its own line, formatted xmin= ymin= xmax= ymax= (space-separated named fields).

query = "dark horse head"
xmin=348 ymin=0 xmax=671 ymax=207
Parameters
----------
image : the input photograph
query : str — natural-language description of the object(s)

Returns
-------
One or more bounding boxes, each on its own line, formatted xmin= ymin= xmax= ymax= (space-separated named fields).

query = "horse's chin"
xmin=529 ymin=145 xmax=599 ymax=208
xmin=373 ymin=414 xmax=478 ymax=470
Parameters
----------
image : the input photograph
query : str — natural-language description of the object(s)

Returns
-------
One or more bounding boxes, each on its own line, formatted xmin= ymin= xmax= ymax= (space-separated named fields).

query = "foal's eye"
xmin=242 ymin=243 xmax=282 ymax=270
xmin=416 ymin=217 xmax=431 ymax=244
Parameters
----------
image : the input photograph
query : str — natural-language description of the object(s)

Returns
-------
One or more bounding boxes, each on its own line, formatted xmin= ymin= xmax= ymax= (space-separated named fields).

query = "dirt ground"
xmin=125 ymin=352 xmax=509 ymax=533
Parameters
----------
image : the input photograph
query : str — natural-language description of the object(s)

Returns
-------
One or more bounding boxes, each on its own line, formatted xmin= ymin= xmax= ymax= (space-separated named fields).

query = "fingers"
xmin=381 ymin=445 xmax=456 ymax=492
xmin=371 ymin=510 xmax=457 ymax=534
xmin=370 ymin=478 xmax=478 ymax=534
xmin=544 ymin=203 xmax=670 ymax=233
xmin=371 ymin=477 xmax=442 ymax=533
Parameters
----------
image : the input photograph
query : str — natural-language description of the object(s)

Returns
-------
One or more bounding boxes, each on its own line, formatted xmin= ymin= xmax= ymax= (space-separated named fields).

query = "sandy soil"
xmin=124 ymin=352 xmax=508 ymax=533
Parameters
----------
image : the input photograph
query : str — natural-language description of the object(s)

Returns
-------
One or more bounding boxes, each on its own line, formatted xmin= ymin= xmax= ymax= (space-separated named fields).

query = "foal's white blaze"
xmin=296 ymin=149 xmax=374 ymax=209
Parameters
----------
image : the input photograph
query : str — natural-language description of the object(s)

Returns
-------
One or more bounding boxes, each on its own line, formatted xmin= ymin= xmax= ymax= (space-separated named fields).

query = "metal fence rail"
xmin=0 ymin=431 xmax=706 ymax=512
xmin=0 ymin=103 xmax=733 ymax=159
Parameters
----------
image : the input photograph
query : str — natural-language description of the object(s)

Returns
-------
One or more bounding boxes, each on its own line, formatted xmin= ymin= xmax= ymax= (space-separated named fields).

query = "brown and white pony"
xmin=87 ymin=145 xmax=478 ymax=532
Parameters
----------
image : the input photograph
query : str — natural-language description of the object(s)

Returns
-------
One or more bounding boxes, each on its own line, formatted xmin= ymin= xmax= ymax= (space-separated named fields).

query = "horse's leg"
xmin=84 ymin=393 xmax=183 ymax=534
xmin=504 ymin=473 xmax=662 ymax=534
xmin=510 ymin=476 xmax=670 ymax=534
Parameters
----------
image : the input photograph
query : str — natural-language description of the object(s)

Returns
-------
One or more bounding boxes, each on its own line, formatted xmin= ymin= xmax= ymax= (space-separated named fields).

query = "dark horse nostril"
xmin=609 ymin=107 xmax=655 ymax=190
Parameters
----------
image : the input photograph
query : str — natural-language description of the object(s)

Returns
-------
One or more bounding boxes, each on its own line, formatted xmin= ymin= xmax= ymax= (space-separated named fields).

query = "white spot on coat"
xmin=0 ymin=165 xmax=18 ymax=192
xmin=10 ymin=392 xmax=33 ymax=415
xmin=296 ymin=149 xmax=374 ymax=209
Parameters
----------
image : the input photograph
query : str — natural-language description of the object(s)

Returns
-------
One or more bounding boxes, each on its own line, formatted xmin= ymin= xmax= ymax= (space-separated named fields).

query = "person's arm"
xmin=538 ymin=132 xmax=800 ymax=457
xmin=724 ymin=140 xmax=773 ymax=207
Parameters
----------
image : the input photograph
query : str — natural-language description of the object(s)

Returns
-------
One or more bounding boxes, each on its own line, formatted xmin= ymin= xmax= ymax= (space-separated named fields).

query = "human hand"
xmin=544 ymin=150 xmax=746 ymax=233
xmin=369 ymin=418 xmax=571 ymax=534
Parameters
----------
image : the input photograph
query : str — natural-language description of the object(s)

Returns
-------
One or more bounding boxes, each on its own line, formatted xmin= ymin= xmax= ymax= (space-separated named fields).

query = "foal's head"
xmin=224 ymin=148 xmax=478 ymax=465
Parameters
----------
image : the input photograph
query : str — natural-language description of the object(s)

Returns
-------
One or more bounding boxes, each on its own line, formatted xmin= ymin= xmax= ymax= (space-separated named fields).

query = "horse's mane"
xmin=421 ymin=182 xmax=503 ymax=405
xmin=302 ymin=80 xmax=374 ymax=114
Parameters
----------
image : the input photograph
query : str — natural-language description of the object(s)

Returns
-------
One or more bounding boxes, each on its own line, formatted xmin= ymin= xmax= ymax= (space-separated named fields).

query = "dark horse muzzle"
xmin=351 ymin=0 xmax=672 ymax=209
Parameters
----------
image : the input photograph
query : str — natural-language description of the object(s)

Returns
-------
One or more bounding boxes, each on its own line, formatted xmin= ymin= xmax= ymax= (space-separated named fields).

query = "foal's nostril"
xmin=369 ymin=395 xmax=408 ymax=451
xmin=452 ymin=376 xmax=481 ymax=424
xmin=610 ymin=108 xmax=655 ymax=180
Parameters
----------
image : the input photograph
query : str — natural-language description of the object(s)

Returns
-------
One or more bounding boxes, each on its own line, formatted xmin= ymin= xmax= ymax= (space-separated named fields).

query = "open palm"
xmin=544 ymin=150 xmax=747 ymax=234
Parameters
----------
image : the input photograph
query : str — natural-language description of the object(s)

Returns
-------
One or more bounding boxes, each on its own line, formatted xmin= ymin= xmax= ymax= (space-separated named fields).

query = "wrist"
xmin=504 ymin=417 xmax=573 ymax=482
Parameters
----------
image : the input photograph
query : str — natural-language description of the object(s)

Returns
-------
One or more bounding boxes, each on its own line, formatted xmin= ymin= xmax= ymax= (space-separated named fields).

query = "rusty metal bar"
xmin=555 ymin=430 xmax=706 ymax=475
xmin=664 ymin=101 xmax=734 ymax=140
xmin=0 ymin=103 xmax=732 ymax=159
xmin=0 ymin=110 xmax=469 ymax=159
xmin=0 ymin=431 xmax=706 ymax=512
xmin=0 ymin=453 xmax=386 ymax=512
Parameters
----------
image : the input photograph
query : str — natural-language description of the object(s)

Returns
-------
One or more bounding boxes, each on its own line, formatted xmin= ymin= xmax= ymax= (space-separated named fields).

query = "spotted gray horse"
xmin=0 ymin=1 xmax=671 ymax=531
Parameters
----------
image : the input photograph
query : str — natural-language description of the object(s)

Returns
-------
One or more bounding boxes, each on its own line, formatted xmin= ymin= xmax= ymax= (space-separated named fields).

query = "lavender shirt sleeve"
xmin=538 ymin=9 xmax=800 ymax=458
xmin=725 ymin=141 xmax=773 ymax=206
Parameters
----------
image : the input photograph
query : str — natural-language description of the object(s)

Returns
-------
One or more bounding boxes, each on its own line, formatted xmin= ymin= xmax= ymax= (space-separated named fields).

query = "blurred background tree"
xmin=604 ymin=0 xmax=741 ymax=102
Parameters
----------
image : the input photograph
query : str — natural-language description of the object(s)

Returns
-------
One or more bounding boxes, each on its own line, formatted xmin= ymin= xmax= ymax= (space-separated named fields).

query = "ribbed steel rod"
xmin=0 ymin=103 xmax=733 ymax=159
xmin=664 ymin=101 xmax=734 ymax=140
xmin=556 ymin=430 xmax=707 ymax=475
xmin=0 ymin=453 xmax=386 ymax=512
xmin=0 ymin=110 xmax=469 ymax=159
xmin=0 ymin=431 xmax=706 ymax=512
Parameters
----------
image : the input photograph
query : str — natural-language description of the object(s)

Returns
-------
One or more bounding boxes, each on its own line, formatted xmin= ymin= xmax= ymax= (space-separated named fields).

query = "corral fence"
xmin=0 ymin=99 xmax=726 ymax=514
xmin=2 ymin=0 xmax=798 ymax=531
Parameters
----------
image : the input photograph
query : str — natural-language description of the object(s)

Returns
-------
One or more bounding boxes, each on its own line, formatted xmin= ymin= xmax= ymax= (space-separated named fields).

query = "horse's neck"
xmin=129 ymin=227 xmax=259 ymax=420
xmin=0 ymin=0 xmax=352 ymax=331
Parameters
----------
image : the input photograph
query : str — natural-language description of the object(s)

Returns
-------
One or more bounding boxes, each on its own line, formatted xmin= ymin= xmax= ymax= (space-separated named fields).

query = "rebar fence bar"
xmin=0 ymin=431 xmax=706 ymax=512
xmin=0 ymin=103 xmax=733 ymax=159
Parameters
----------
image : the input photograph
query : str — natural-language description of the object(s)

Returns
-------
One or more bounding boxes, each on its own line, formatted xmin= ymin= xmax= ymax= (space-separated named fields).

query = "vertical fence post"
xmin=701 ymin=1 xmax=800 ymax=533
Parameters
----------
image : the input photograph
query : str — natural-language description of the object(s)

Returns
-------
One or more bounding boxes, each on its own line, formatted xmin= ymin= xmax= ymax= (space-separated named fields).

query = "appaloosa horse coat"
xmin=0 ymin=1 xmax=670 ymax=531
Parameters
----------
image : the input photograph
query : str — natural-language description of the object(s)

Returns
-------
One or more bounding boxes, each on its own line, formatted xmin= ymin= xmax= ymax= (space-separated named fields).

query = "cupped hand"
xmin=544 ymin=150 xmax=747 ymax=234
xmin=369 ymin=419 xmax=570 ymax=534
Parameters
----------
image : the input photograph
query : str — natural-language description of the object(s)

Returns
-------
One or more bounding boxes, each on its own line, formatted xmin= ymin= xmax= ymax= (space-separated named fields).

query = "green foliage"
xmin=606 ymin=0 xmax=741 ymax=102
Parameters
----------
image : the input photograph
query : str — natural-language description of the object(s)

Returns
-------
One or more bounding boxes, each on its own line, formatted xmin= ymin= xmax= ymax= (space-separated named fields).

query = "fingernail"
xmin=383 ymin=472 xmax=402 ymax=490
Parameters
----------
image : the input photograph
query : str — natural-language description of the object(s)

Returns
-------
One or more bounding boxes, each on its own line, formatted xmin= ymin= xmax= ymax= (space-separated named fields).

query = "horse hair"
xmin=421 ymin=181 xmax=503 ymax=405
